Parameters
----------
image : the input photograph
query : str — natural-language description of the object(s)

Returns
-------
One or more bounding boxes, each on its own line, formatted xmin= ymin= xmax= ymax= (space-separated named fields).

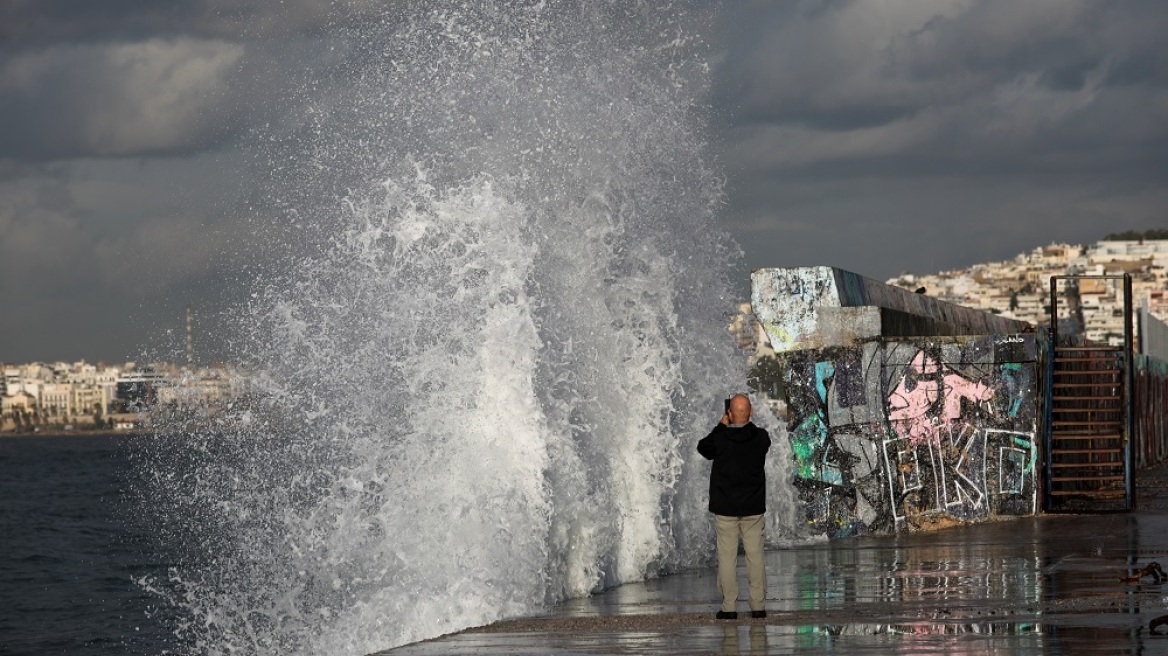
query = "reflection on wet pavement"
xmin=384 ymin=469 xmax=1168 ymax=655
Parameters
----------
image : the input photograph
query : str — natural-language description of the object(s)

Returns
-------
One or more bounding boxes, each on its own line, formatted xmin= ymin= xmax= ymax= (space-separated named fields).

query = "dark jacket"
xmin=697 ymin=422 xmax=770 ymax=516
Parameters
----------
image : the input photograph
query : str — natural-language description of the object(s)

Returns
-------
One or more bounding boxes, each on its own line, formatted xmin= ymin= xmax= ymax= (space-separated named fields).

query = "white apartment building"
xmin=3 ymin=359 xmax=250 ymax=430
xmin=74 ymin=384 xmax=109 ymax=416
xmin=890 ymin=239 xmax=1168 ymax=345
xmin=1088 ymin=240 xmax=1168 ymax=267
xmin=39 ymin=383 xmax=74 ymax=418
xmin=65 ymin=362 xmax=119 ymax=412
xmin=4 ymin=378 xmax=41 ymax=402
xmin=1 ymin=391 xmax=36 ymax=417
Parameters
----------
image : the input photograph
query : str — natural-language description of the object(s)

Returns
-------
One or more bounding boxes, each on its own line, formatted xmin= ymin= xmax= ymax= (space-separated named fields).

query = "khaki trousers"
xmin=714 ymin=514 xmax=766 ymax=612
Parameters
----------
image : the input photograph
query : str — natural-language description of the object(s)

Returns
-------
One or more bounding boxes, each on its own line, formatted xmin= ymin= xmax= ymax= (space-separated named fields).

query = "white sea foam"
xmin=141 ymin=2 xmax=803 ymax=654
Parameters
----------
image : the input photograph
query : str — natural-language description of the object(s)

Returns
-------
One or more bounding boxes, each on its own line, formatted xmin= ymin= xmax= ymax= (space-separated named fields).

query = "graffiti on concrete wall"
xmin=784 ymin=335 xmax=1038 ymax=537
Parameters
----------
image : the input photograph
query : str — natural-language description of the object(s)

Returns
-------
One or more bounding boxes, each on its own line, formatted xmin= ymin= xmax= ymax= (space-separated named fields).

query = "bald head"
xmin=727 ymin=394 xmax=752 ymax=426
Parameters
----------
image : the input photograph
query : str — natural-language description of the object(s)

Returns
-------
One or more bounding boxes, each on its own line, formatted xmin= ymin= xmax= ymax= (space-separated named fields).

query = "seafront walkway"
xmin=382 ymin=462 xmax=1168 ymax=655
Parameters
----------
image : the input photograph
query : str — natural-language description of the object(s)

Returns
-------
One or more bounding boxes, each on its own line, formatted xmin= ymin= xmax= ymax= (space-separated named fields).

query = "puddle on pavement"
xmin=390 ymin=621 xmax=1168 ymax=655
xmin=386 ymin=512 xmax=1168 ymax=654
xmin=558 ymin=513 xmax=1168 ymax=621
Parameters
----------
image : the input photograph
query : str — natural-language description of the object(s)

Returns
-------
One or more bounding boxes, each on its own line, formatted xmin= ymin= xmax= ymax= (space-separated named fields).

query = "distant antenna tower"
xmin=186 ymin=305 xmax=195 ymax=366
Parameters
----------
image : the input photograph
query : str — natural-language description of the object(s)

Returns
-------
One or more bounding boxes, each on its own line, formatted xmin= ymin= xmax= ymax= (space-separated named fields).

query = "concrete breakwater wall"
xmin=753 ymin=267 xmax=1040 ymax=538
xmin=752 ymin=266 xmax=1029 ymax=352
xmin=781 ymin=336 xmax=1039 ymax=537
xmin=1135 ymin=354 xmax=1168 ymax=469
xmin=751 ymin=267 xmax=1168 ymax=536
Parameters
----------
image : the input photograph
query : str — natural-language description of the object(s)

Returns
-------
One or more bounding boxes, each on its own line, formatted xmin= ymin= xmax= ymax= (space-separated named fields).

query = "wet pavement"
xmin=381 ymin=464 xmax=1168 ymax=655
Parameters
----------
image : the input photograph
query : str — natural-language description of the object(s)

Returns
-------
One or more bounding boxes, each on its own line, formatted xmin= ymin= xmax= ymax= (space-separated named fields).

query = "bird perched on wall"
xmin=1120 ymin=561 xmax=1166 ymax=583
xmin=915 ymin=287 xmax=927 ymax=294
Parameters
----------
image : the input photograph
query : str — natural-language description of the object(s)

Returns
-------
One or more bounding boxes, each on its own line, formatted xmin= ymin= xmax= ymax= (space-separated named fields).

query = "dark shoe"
xmin=715 ymin=611 xmax=738 ymax=620
xmin=751 ymin=610 xmax=767 ymax=619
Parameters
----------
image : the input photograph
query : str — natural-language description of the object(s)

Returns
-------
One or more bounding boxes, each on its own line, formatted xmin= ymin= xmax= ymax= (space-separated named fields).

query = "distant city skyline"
xmin=1 ymin=358 xmax=243 ymax=433
xmin=2 ymin=1 xmax=1166 ymax=363
xmin=8 ymin=233 xmax=1162 ymax=366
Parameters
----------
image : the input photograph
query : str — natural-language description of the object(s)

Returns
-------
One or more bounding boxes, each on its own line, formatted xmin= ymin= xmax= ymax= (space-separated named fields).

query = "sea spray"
xmin=139 ymin=2 xmax=803 ymax=654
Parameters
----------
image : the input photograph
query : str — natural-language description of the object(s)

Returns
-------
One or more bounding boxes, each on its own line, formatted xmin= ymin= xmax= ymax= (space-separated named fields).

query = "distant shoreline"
xmin=1 ymin=429 xmax=144 ymax=438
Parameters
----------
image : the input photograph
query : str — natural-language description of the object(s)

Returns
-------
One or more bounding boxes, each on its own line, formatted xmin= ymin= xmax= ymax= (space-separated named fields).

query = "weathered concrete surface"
xmin=1139 ymin=308 xmax=1168 ymax=363
xmin=377 ymin=463 xmax=1168 ymax=655
xmin=783 ymin=335 xmax=1039 ymax=538
xmin=752 ymin=267 xmax=1030 ymax=353
xmin=751 ymin=267 xmax=1044 ymax=538
xmin=1135 ymin=353 xmax=1168 ymax=468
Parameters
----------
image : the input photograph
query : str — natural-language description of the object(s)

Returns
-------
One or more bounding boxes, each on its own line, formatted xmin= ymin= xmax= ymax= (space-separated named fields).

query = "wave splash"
xmin=140 ymin=2 xmax=800 ymax=654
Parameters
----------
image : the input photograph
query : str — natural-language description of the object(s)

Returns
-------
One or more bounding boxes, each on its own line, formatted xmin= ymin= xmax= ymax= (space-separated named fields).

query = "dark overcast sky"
xmin=2 ymin=0 xmax=1166 ymax=363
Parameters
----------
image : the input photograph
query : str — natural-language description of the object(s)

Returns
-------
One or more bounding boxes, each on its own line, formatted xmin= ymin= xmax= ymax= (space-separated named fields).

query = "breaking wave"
xmin=139 ymin=2 xmax=800 ymax=654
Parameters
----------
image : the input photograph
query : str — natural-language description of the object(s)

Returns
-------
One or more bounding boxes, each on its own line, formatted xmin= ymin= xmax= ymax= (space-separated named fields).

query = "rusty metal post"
xmin=1044 ymin=276 xmax=1058 ymax=511
xmin=1124 ymin=274 xmax=1135 ymax=510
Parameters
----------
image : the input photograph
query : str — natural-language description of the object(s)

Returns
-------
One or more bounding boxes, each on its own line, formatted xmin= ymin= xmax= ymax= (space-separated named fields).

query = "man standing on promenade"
xmin=697 ymin=394 xmax=770 ymax=620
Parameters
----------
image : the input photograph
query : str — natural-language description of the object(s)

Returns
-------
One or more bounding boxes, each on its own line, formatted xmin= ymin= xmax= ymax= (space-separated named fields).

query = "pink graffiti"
xmin=888 ymin=351 xmax=994 ymax=444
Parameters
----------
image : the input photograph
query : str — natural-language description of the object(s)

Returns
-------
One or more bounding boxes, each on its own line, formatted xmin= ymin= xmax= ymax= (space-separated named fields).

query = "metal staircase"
xmin=1044 ymin=275 xmax=1134 ymax=512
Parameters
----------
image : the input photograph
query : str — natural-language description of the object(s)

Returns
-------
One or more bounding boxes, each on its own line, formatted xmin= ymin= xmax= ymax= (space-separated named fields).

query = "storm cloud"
xmin=1 ymin=0 xmax=1166 ymax=362
xmin=713 ymin=0 xmax=1168 ymax=276
xmin=0 ymin=38 xmax=248 ymax=159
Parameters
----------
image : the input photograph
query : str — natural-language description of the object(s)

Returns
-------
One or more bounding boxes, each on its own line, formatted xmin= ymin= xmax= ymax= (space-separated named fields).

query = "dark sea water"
xmin=0 ymin=435 xmax=175 ymax=655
